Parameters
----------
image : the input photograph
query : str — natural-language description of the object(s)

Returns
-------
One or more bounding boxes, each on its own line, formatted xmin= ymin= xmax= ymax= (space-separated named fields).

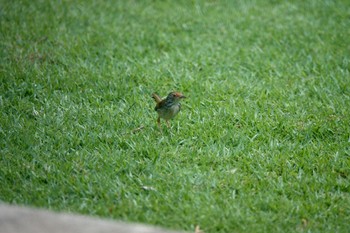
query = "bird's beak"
xmin=181 ymin=95 xmax=186 ymax=99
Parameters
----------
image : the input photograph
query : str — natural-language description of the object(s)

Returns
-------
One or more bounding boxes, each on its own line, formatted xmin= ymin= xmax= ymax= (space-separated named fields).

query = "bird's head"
xmin=167 ymin=92 xmax=186 ymax=102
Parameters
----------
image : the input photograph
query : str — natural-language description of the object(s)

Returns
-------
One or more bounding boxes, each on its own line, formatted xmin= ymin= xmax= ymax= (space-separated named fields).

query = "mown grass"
xmin=1 ymin=0 xmax=350 ymax=232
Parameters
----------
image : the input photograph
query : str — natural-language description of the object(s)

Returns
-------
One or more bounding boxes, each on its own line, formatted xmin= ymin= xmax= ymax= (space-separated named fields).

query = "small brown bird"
xmin=152 ymin=92 xmax=186 ymax=129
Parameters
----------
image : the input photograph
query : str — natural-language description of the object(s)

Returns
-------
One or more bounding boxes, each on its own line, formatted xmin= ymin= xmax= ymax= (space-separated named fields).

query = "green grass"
xmin=1 ymin=0 xmax=350 ymax=232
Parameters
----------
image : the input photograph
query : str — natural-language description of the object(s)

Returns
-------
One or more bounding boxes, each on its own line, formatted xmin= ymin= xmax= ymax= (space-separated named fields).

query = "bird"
xmin=152 ymin=91 xmax=186 ymax=130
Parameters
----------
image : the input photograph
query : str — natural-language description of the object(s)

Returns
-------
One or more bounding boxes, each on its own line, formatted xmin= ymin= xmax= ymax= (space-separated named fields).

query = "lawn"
xmin=1 ymin=0 xmax=350 ymax=232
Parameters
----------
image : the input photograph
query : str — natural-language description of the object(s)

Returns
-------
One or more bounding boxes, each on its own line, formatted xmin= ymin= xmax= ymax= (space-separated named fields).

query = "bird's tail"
xmin=152 ymin=93 xmax=162 ymax=103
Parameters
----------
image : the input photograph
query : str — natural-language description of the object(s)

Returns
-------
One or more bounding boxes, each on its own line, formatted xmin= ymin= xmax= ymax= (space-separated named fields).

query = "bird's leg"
xmin=157 ymin=117 xmax=162 ymax=131
xmin=166 ymin=120 xmax=170 ymax=128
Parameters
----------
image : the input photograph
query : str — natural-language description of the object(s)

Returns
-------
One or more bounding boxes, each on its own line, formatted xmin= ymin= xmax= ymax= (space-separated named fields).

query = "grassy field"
xmin=1 ymin=0 xmax=350 ymax=232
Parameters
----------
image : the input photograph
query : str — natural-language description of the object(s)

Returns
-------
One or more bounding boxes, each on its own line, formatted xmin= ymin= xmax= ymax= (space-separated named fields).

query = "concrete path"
xmin=0 ymin=203 xmax=184 ymax=233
